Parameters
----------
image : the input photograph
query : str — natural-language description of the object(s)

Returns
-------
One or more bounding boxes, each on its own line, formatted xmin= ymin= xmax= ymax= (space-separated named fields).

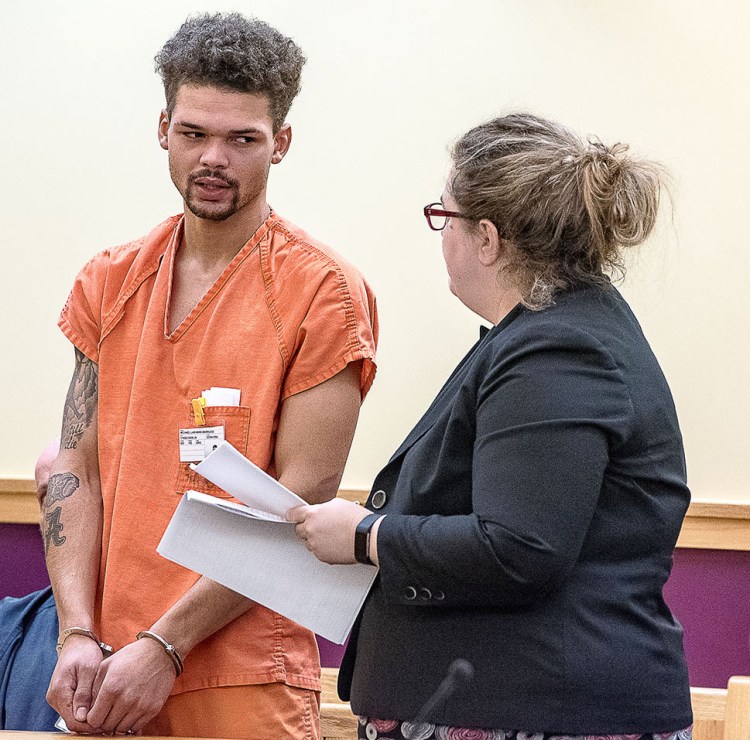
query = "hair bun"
xmin=579 ymin=138 xmax=662 ymax=253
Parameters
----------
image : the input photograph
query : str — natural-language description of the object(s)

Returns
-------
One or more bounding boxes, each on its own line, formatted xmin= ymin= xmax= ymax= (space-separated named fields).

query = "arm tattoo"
xmin=61 ymin=348 xmax=98 ymax=450
xmin=46 ymin=472 xmax=80 ymax=506
xmin=43 ymin=507 xmax=67 ymax=552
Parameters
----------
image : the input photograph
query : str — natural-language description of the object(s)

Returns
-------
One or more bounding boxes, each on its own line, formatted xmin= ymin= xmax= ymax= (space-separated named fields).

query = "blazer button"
xmin=419 ymin=588 xmax=432 ymax=600
xmin=371 ymin=490 xmax=387 ymax=509
xmin=434 ymin=589 xmax=445 ymax=601
xmin=404 ymin=586 xmax=417 ymax=600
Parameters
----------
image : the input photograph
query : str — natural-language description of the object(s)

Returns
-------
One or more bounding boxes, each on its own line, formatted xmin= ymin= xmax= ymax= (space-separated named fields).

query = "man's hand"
xmin=46 ymin=636 xmax=105 ymax=734
xmin=287 ymin=498 xmax=371 ymax=564
xmin=85 ymin=638 xmax=177 ymax=734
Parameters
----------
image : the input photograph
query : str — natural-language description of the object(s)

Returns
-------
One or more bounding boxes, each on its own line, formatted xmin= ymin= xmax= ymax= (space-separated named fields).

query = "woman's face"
xmin=438 ymin=186 xmax=520 ymax=325
xmin=440 ymin=189 xmax=481 ymax=304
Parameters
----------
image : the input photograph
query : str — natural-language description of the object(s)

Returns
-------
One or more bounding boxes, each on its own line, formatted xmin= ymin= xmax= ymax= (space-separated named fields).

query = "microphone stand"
xmin=414 ymin=658 xmax=475 ymax=725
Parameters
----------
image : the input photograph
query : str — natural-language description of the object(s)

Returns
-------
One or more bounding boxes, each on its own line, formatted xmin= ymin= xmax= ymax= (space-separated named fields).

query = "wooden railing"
xmin=691 ymin=675 xmax=750 ymax=740
xmin=321 ymin=667 xmax=357 ymax=740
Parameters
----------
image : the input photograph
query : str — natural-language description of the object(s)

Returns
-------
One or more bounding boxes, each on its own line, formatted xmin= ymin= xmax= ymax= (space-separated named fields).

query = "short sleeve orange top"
xmin=58 ymin=211 xmax=378 ymax=694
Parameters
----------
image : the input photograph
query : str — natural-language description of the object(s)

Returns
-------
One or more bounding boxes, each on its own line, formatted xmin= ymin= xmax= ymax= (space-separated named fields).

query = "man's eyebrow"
xmin=228 ymin=127 xmax=266 ymax=136
xmin=173 ymin=120 xmax=204 ymax=130
xmin=173 ymin=121 xmax=266 ymax=136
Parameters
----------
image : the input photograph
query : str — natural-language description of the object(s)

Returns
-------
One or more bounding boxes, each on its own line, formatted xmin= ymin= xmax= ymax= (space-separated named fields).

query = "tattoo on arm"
xmin=61 ymin=348 xmax=98 ymax=450
xmin=46 ymin=472 xmax=80 ymax=506
xmin=44 ymin=507 xmax=67 ymax=552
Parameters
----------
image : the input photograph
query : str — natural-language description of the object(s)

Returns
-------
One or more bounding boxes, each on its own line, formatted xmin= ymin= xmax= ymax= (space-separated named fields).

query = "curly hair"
xmin=450 ymin=114 xmax=665 ymax=309
xmin=154 ymin=12 xmax=306 ymax=131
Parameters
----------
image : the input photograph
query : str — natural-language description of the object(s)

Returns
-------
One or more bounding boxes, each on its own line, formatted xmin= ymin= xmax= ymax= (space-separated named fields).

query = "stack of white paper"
xmin=201 ymin=386 xmax=241 ymax=406
xmin=157 ymin=442 xmax=377 ymax=644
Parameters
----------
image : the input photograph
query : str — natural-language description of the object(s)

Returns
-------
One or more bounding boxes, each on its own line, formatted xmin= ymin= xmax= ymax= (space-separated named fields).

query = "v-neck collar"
xmin=163 ymin=211 xmax=276 ymax=341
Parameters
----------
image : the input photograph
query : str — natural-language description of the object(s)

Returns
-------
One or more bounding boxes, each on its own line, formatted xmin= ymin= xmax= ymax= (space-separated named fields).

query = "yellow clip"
xmin=191 ymin=397 xmax=207 ymax=426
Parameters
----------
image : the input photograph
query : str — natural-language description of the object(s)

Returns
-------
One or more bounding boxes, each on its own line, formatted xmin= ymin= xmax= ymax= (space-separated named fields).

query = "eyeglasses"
xmin=423 ymin=202 xmax=466 ymax=231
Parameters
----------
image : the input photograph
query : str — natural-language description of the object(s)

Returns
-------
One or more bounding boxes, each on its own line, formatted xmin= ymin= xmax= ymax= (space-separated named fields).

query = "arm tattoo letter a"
xmin=44 ymin=507 xmax=67 ymax=552
xmin=43 ymin=474 xmax=78 ymax=552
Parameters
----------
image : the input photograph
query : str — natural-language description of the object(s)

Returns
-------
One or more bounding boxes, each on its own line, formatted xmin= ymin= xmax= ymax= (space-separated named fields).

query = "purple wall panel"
xmin=318 ymin=635 xmax=347 ymax=668
xmin=0 ymin=523 xmax=50 ymax=598
xmin=664 ymin=547 xmax=750 ymax=688
xmin=4 ymin=523 xmax=750 ymax=681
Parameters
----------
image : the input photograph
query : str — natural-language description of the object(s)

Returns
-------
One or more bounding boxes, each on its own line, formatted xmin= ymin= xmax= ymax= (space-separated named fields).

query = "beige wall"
xmin=2 ymin=1 xmax=748 ymax=501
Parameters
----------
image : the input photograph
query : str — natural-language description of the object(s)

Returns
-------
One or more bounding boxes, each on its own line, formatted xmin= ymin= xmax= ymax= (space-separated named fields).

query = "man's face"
xmin=158 ymin=84 xmax=290 ymax=222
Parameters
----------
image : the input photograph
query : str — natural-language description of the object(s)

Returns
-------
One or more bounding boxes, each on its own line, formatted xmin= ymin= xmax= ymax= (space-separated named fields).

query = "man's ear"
xmin=271 ymin=124 xmax=292 ymax=164
xmin=476 ymin=218 xmax=503 ymax=266
xmin=158 ymin=109 xmax=169 ymax=151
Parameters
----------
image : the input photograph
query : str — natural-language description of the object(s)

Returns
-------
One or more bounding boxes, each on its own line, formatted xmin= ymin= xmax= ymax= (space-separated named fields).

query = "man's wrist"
xmin=136 ymin=630 xmax=184 ymax=677
xmin=57 ymin=627 xmax=113 ymax=657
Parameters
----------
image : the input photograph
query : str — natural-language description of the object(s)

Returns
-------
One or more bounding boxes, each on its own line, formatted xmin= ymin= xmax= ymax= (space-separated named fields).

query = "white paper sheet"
xmin=201 ymin=387 xmax=241 ymax=406
xmin=158 ymin=490 xmax=377 ymax=643
xmin=190 ymin=441 xmax=305 ymax=517
xmin=160 ymin=442 xmax=378 ymax=643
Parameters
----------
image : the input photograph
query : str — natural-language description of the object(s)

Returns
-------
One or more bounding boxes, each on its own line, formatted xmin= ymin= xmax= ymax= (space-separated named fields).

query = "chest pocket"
xmin=174 ymin=405 xmax=251 ymax=499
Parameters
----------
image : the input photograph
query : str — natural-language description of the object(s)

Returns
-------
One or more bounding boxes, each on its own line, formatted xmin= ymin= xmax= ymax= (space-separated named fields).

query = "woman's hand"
xmin=287 ymin=499 xmax=371 ymax=564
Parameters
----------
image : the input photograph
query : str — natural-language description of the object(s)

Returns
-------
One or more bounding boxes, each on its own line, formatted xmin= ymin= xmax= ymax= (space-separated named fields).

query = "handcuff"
xmin=56 ymin=626 xmax=114 ymax=657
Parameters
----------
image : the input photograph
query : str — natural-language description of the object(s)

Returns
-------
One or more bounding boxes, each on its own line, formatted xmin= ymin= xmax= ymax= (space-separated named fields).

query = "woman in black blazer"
xmin=289 ymin=113 xmax=692 ymax=740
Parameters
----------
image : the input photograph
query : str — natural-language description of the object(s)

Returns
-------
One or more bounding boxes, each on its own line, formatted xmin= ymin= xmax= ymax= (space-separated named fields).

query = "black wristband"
xmin=354 ymin=513 xmax=380 ymax=565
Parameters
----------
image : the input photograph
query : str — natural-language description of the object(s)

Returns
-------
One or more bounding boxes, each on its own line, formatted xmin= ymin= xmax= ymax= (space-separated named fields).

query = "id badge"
xmin=179 ymin=425 xmax=225 ymax=462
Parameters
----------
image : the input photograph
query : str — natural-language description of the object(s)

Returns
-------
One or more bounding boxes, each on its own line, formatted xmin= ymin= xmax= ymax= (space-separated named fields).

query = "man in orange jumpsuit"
xmin=42 ymin=13 xmax=377 ymax=738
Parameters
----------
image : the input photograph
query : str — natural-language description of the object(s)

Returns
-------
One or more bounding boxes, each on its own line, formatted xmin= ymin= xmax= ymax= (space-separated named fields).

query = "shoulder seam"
xmin=260 ymin=225 xmax=365 ymax=373
xmin=100 ymin=217 xmax=181 ymax=338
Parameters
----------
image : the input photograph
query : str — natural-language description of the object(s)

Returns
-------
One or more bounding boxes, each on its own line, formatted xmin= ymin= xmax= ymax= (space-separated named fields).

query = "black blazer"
xmin=339 ymin=285 xmax=692 ymax=734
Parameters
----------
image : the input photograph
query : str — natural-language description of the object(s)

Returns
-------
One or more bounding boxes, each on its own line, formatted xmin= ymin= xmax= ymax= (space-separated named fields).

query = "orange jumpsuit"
xmin=59 ymin=211 xmax=378 ymax=737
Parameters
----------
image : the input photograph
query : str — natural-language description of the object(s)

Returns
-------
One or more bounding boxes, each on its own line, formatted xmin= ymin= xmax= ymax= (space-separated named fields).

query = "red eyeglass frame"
xmin=423 ymin=203 xmax=466 ymax=231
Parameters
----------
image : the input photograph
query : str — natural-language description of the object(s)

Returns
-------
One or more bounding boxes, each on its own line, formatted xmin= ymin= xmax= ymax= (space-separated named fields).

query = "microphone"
xmin=415 ymin=658 xmax=475 ymax=723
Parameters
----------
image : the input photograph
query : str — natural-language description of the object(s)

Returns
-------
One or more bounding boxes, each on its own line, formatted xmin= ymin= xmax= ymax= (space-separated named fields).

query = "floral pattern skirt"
xmin=357 ymin=717 xmax=693 ymax=740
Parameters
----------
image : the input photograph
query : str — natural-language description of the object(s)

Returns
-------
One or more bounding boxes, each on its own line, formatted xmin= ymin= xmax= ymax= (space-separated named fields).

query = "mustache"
xmin=188 ymin=169 xmax=239 ymax=188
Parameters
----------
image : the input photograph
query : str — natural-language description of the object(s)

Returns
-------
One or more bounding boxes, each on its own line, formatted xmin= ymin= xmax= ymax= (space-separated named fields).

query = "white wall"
xmin=2 ymin=0 xmax=748 ymax=501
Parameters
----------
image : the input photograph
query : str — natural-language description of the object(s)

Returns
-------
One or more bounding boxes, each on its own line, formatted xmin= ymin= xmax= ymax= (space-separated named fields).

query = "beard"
xmin=183 ymin=169 xmax=241 ymax=222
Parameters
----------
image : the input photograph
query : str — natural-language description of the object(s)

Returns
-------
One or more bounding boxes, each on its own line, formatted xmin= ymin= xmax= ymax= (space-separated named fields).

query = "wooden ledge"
xmin=3 ymin=481 xmax=750 ymax=551
xmin=0 ymin=479 xmax=38 ymax=524
xmin=677 ymin=501 xmax=750 ymax=551
xmin=337 ymin=489 xmax=367 ymax=505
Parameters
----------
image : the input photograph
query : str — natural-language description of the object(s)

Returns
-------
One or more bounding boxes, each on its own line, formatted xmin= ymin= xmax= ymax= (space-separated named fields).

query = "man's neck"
xmin=180 ymin=202 xmax=271 ymax=269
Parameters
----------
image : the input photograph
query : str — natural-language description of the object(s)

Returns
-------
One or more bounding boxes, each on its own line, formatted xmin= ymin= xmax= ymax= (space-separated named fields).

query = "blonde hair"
xmin=450 ymin=113 xmax=665 ymax=309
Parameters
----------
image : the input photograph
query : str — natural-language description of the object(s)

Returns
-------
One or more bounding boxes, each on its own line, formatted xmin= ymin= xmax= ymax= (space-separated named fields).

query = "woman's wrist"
xmin=369 ymin=515 xmax=385 ymax=566
xmin=354 ymin=513 xmax=381 ymax=565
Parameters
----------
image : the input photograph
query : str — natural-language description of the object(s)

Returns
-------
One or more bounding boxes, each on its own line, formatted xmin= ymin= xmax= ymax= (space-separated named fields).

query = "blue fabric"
xmin=0 ymin=587 xmax=58 ymax=730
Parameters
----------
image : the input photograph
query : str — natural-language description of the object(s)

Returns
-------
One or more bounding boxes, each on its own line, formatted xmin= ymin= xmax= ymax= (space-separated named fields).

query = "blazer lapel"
xmin=389 ymin=394 xmax=450 ymax=462
xmin=389 ymin=327 xmax=490 ymax=462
